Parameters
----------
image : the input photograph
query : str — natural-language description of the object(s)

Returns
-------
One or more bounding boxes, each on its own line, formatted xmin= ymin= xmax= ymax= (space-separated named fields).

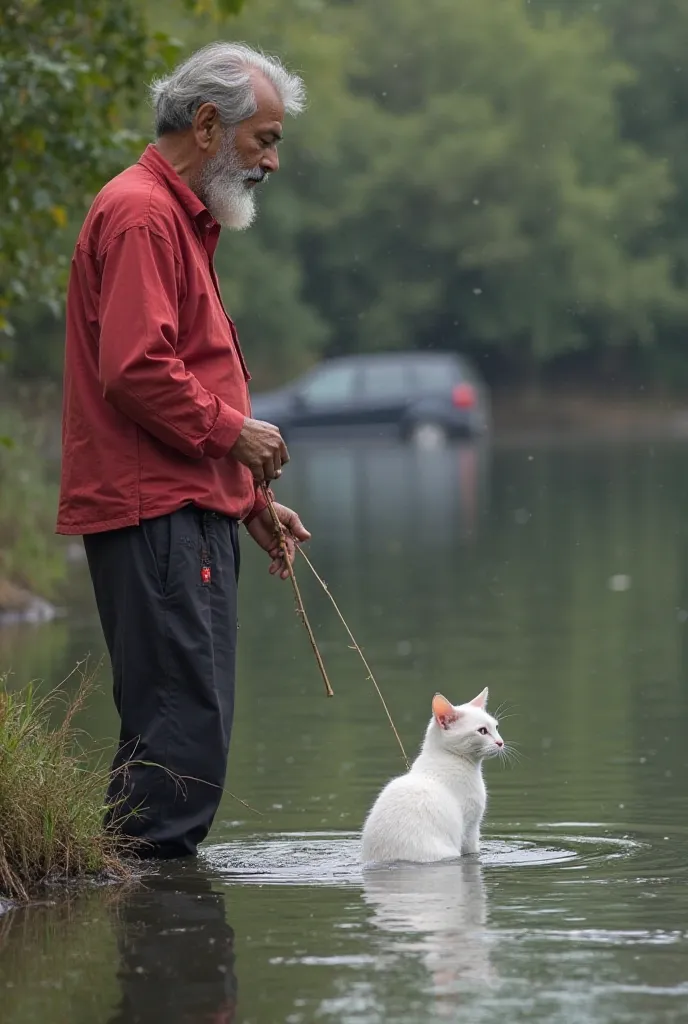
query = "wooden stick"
xmin=297 ymin=547 xmax=410 ymax=770
xmin=259 ymin=483 xmax=334 ymax=697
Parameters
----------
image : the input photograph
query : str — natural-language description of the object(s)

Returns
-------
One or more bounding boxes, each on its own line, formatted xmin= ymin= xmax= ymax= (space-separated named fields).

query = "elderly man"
xmin=57 ymin=43 xmax=309 ymax=859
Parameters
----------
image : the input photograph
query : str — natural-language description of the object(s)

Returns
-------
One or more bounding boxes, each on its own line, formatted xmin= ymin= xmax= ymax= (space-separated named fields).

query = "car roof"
xmin=318 ymin=351 xmax=467 ymax=369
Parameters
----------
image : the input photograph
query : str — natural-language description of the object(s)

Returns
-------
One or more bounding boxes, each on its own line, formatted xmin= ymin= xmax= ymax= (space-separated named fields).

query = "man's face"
xmin=197 ymin=73 xmax=284 ymax=230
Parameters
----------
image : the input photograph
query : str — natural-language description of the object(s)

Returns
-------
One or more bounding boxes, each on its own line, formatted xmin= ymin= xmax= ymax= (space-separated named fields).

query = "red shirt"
xmin=56 ymin=144 xmax=266 ymax=535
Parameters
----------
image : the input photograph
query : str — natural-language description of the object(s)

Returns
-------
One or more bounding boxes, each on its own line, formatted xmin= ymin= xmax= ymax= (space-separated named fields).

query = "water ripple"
xmin=201 ymin=826 xmax=644 ymax=887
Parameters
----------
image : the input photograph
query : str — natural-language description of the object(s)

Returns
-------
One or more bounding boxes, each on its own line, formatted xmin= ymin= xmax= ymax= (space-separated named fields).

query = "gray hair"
xmin=150 ymin=41 xmax=306 ymax=136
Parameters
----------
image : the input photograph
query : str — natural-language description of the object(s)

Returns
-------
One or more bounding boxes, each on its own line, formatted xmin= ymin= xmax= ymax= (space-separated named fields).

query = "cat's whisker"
xmin=501 ymin=745 xmax=525 ymax=766
xmin=493 ymin=701 xmax=518 ymax=718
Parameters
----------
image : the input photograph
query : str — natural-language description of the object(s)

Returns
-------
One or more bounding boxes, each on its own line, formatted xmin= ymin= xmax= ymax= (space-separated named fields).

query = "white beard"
xmin=197 ymin=131 xmax=265 ymax=230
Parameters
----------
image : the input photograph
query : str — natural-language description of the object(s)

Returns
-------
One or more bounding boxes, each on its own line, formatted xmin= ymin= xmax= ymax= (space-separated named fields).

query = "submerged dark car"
xmin=249 ymin=352 xmax=490 ymax=446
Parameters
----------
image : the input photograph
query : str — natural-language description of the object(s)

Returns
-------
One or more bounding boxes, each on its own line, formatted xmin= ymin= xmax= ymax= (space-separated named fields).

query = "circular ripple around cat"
xmin=201 ymin=829 xmax=641 ymax=887
xmin=203 ymin=832 xmax=362 ymax=886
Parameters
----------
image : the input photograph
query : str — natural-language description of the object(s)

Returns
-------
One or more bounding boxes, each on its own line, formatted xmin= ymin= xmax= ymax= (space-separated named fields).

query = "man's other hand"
xmin=246 ymin=502 xmax=311 ymax=579
xmin=230 ymin=417 xmax=289 ymax=482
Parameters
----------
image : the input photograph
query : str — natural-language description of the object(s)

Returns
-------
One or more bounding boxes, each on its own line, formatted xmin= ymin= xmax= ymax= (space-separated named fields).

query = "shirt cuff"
xmin=204 ymin=403 xmax=246 ymax=459
xmin=243 ymin=484 xmax=270 ymax=525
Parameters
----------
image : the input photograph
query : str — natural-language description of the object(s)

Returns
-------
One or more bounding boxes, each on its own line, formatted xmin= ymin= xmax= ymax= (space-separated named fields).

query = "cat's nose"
xmin=495 ymin=739 xmax=504 ymax=748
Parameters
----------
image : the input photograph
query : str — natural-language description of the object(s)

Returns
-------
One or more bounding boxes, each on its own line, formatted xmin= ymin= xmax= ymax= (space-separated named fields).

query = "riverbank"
xmin=0 ymin=579 xmax=59 ymax=625
xmin=492 ymin=388 xmax=688 ymax=441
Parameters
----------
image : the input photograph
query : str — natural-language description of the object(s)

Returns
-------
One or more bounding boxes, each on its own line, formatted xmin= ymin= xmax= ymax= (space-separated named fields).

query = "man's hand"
xmin=230 ymin=417 xmax=289 ymax=483
xmin=245 ymin=502 xmax=311 ymax=579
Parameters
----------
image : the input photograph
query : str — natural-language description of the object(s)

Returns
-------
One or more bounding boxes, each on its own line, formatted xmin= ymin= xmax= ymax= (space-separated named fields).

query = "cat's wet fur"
xmin=361 ymin=689 xmax=504 ymax=865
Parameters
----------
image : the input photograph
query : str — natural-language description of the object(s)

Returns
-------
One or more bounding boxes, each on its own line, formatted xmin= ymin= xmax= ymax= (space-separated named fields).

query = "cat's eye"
xmin=478 ymin=727 xmax=489 ymax=735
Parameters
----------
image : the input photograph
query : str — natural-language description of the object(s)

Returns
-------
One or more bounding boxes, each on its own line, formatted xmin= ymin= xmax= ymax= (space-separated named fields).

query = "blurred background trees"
xmin=2 ymin=0 xmax=688 ymax=390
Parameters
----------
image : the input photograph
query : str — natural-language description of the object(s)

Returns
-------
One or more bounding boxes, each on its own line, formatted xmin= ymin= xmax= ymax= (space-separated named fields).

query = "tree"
xmin=305 ymin=0 xmax=681 ymax=372
xmin=0 ymin=0 xmax=246 ymax=339
xmin=529 ymin=0 xmax=688 ymax=381
xmin=3 ymin=0 xmax=687 ymax=388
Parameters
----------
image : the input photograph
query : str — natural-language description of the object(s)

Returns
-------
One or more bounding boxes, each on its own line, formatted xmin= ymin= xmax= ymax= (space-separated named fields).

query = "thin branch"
xmin=297 ymin=547 xmax=410 ymax=770
xmin=259 ymin=484 xmax=334 ymax=697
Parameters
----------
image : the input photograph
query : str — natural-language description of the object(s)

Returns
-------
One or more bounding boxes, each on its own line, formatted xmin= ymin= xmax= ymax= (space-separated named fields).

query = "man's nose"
xmin=261 ymin=149 xmax=279 ymax=174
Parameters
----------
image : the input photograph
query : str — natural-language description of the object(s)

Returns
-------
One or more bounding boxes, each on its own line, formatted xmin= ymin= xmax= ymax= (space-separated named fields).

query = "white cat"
xmin=361 ymin=689 xmax=503 ymax=865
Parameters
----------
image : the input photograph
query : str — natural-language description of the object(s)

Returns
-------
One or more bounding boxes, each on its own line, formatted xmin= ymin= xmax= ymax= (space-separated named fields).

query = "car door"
xmin=289 ymin=361 xmax=362 ymax=436
xmin=356 ymin=360 xmax=412 ymax=435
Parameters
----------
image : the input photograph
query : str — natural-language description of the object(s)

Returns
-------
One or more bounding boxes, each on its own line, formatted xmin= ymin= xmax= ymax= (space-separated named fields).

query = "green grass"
xmin=0 ymin=667 xmax=133 ymax=902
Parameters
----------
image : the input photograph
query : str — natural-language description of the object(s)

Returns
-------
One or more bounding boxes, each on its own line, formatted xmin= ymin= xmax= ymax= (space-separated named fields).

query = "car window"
xmin=362 ymin=362 xmax=409 ymax=400
xmin=300 ymin=364 xmax=357 ymax=404
xmin=413 ymin=360 xmax=461 ymax=392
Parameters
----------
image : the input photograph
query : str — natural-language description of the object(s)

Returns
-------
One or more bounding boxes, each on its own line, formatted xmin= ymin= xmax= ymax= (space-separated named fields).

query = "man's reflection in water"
xmin=108 ymin=866 xmax=237 ymax=1024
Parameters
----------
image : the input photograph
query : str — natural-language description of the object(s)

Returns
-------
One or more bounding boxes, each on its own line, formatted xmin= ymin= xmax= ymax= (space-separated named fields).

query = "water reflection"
xmin=3 ymin=439 xmax=688 ymax=1024
xmin=108 ymin=868 xmax=237 ymax=1024
xmin=277 ymin=439 xmax=490 ymax=546
xmin=362 ymin=859 xmax=493 ymax=1004
xmin=0 ymin=619 xmax=69 ymax=694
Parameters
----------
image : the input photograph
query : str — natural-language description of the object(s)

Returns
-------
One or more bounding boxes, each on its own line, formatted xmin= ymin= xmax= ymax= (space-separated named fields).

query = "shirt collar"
xmin=138 ymin=143 xmax=218 ymax=235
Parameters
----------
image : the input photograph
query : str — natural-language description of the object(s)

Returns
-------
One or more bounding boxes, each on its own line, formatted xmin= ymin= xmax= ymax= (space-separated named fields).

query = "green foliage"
xmin=183 ymin=0 xmax=246 ymax=13
xmin=0 ymin=1 xmax=163 ymax=335
xmin=2 ymin=0 xmax=688 ymax=386
xmin=162 ymin=0 xmax=686 ymax=381
xmin=0 ymin=406 xmax=64 ymax=598
xmin=310 ymin=0 xmax=679 ymax=365
xmin=0 ymin=0 xmax=248 ymax=343
xmin=530 ymin=0 xmax=688 ymax=297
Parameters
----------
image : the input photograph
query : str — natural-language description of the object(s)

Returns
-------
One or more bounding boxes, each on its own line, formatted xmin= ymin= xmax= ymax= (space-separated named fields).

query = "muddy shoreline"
xmin=0 ymin=579 xmax=59 ymax=626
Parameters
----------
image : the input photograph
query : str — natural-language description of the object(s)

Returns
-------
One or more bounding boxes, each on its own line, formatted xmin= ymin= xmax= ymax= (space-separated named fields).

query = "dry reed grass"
xmin=0 ymin=663 xmax=133 ymax=902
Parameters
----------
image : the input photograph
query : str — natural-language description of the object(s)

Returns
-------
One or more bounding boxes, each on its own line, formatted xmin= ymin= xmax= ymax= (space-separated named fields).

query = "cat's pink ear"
xmin=432 ymin=693 xmax=459 ymax=730
xmin=468 ymin=687 xmax=488 ymax=710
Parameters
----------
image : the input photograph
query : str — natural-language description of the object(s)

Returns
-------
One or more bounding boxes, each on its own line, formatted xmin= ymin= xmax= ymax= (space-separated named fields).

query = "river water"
xmin=1 ymin=438 xmax=687 ymax=1023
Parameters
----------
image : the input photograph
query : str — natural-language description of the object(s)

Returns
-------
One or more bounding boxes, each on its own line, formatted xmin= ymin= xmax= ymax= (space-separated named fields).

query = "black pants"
xmin=84 ymin=504 xmax=240 ymax=859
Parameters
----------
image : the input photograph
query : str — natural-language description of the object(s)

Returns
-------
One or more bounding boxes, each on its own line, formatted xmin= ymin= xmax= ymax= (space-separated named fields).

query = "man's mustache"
xmin=243 ymin=168 xmax=268 ymax=184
